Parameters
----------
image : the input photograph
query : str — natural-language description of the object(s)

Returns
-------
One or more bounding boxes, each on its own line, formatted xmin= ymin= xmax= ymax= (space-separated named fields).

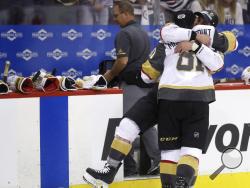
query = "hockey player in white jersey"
xmin=142 ymin=11 xmax=225 ymax=188
xmin=82 ymin=10 xmax=238 ymax=188
xmin=157 ymin=22 xmax=223 ymax=101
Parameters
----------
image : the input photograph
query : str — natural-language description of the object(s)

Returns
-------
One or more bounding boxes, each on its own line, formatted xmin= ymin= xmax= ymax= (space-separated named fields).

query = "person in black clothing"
xmin=83 ymin=0 xmax=161 ymax=181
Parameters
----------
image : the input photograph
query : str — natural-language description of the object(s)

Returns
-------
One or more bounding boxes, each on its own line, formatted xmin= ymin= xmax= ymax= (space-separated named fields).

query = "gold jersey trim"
xmin=159 ymin=84 xmax=215 ymax=90
xmin=142 ymin=60 xmax=161 ymax=81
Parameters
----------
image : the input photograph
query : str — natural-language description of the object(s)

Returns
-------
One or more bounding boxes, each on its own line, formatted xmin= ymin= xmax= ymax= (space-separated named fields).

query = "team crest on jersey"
xmin=16 ymin=49 xmax=38 ymax=61
xmin=194 ymin=132 xmax=200 ymax=138
xmin=91 ymin=29 xmax=111 ymax=40
xmin=238 ymin=46 xmax=250 ymax=57
xmin=177 ymin=14 xmax=186 ymax=19
xmin=1 ymin=29 xmax=23 ymax=41
xmin=32 ymin=29 xmax=53 ymax=41
xmin=105 ymin=48 xmax=117 ymax=59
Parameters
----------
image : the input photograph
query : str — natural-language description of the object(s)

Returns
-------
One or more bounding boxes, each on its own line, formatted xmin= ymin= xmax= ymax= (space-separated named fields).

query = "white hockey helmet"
xmin=241 ymin=66 xmax=250 ymax=85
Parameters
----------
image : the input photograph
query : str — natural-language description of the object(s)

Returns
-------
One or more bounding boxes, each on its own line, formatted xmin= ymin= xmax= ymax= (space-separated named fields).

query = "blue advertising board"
xmin=0 ymin=25 xmax=249 ymax=79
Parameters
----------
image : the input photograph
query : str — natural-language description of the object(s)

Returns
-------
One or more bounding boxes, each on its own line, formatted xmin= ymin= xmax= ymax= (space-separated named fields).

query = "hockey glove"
xmin=0 ymin=80 xmax=9 ymax=94
xmin=7 ymin=75 xmax=33 ymax=94
xmin=75 ymin=75 xmax=107 ymax=90
xmin=57 ymin=76 xmax=77 ymax=91
xmin=32 ymin=70 xmax=59 ymax=92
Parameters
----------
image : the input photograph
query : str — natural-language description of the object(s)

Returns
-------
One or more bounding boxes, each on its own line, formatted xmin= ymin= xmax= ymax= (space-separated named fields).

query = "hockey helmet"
xmin=195 ymin=10 xmax=219 ymax=27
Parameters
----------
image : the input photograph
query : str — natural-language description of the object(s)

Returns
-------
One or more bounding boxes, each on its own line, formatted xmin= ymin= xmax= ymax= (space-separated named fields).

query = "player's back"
xmin=158 ymin=23 xmax=224 ymax=103
xmin=158 ymin=48 xmax=215 ymax=103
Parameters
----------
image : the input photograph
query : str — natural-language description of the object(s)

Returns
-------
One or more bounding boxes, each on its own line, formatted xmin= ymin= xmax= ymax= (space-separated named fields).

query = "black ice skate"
xmin=83 ymin=163 xmax=121 ymax=187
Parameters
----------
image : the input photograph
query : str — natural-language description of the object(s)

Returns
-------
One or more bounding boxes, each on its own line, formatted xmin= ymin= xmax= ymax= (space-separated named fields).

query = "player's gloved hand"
xmin=75 ymin=78 xmax=84 ymax=89
xmin=82 ymin=75 xmax=100 ymax=89
xmin=32 ymin=70 xmax=59 ymax=92
xmin=0 ymin=80 xmax=9 ymax=94
xmin=221 ymin=31 xmax=238 ymax=53
xmin=75 ymin=75 xmax=107 ymax=90
xmin=56 ymin=76 xmax=77 ymax=91
xmin=92 ymin=75 xmax=107 ymax=90
xmin=7 ymin=75 xmax=33 ymax=94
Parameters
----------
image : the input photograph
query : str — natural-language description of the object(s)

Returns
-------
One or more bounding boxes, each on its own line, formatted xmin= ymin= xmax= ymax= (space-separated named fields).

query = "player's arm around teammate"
xmin=157 ymin=13 xmax=225 ymax=188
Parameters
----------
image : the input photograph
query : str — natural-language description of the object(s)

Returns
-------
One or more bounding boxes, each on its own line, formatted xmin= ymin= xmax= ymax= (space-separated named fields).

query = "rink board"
xmin=1 ymin=85 xmax=250 ymax=188
xmin=72 ymin=86 xmax=250 ymax=188
xmin=0 ymin=90 xmax=123 ymax=188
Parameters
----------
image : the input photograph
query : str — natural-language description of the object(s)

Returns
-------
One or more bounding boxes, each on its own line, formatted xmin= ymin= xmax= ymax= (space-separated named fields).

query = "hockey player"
xmin=82 ymin=10 xmax=237 ymax=188
xmin=143 ymin=11 xmax=223 ymax=187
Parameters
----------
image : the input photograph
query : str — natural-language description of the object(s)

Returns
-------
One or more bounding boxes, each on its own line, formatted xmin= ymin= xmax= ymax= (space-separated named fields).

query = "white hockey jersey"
xmin=152 ymin=23 xmax=224 ymax=102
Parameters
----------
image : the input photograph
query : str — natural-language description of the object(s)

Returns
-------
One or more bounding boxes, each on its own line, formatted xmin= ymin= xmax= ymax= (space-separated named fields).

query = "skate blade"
xmin=83 ymin=171 xmax=108 ymax=188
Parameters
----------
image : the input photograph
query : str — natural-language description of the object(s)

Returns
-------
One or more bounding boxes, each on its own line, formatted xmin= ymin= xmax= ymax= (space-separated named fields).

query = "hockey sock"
xmin=107 ymin=137 xmax=132 ymax=168
xmin=160 ymin=160 xmax=177 ymax=187
xmin=176 ymin=155 xmax=199 ymax=186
